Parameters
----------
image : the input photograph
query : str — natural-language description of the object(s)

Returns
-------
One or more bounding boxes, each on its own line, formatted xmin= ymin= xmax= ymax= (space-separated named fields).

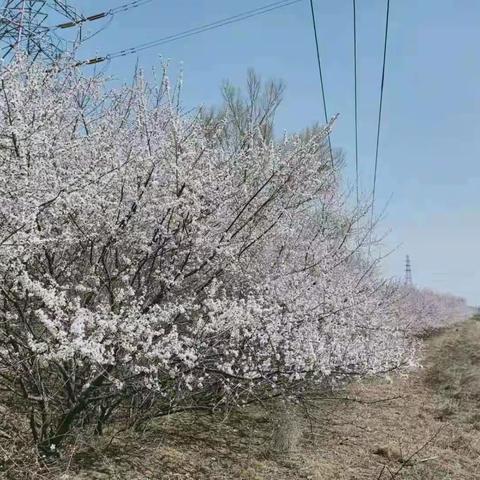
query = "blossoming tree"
xmin=0 ymin=59 xmax=433 ymax=454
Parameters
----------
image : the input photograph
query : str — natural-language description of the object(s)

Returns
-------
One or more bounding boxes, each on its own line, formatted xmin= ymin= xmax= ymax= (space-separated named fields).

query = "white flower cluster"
xmin=397 ymin=285 xmax=469 ymax=335
xmin=0 ymin=58 xmax=453 ymax=448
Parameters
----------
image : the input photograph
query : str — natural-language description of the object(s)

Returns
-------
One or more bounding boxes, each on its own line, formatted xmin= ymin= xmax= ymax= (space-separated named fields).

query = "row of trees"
xmin=0 ymin=60 xmax=468 ymax=455
xmin=398 ymin=286 xmax=469 ymax=335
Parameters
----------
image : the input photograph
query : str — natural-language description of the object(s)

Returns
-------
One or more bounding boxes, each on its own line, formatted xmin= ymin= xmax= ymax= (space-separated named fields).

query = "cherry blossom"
xmin=0 ymin=58 xmax=466 ymax=452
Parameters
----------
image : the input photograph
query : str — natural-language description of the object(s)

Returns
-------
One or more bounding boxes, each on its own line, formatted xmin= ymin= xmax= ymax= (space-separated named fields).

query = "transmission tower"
xmin=405 ymin=254 xmax=413 ymax=286
xmin=0 ymin=0 xmax=84 ymax=61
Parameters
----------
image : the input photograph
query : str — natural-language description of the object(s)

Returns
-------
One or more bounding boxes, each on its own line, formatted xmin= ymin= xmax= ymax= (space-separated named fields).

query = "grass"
xmin=471 ymin=313 xmax=480 ymax=322
xmin=425 ymin=320 xmax=480 ymax=421
xmin=2 ymin=320 xmax=480 ymax=479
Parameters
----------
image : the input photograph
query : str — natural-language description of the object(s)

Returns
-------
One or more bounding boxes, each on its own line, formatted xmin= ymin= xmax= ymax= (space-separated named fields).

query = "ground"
xmin=2 ymin=320 xmax=480 ymax=479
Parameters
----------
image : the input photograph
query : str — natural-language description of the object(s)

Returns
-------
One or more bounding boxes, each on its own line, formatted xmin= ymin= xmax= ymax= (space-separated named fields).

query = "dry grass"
xmin=424 ymin=319 xmax=480 ymax=434
xmin=2 ymin=320 xmax=480 ymax=479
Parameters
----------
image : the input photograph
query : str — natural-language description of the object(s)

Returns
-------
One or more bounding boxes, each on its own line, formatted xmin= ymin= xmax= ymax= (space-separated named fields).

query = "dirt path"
xmin=306 ymin=371 xmax=480 ymax=479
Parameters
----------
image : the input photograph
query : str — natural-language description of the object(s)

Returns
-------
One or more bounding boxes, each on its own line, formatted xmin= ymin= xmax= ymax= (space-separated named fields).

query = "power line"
xmin=371 ymin=0 xmax=390 ymax=217
xmin=74 ymin=0 xmax=303 ymax=66
xmin=110 ymin=0 xmax=153 ymax=15
xmin=103 ymin=0 xmax=303 ymax=60
xmin=72 ymin=1 xmax=302 ymax=67
xmin=353 ymin=0 xmax=359 ymax=204
xmin=308 ymin=0 xmax=333 ymax=167
xmin=54 ymin=0 xmax=154 ymax=29
xmin=70 ymin=0 xmax=305 ymax=66
xmin=55 ymin=12 xmax=107 ymax=29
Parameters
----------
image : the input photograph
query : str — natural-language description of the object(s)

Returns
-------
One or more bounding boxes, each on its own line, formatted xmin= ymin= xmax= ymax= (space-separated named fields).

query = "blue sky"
xmin=72 ymin=0 xmax=479 ymax=305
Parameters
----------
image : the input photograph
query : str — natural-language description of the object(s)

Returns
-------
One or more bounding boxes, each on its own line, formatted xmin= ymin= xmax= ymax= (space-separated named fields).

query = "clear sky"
xmin=73 ymin=0 xmax=479 ymax=305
